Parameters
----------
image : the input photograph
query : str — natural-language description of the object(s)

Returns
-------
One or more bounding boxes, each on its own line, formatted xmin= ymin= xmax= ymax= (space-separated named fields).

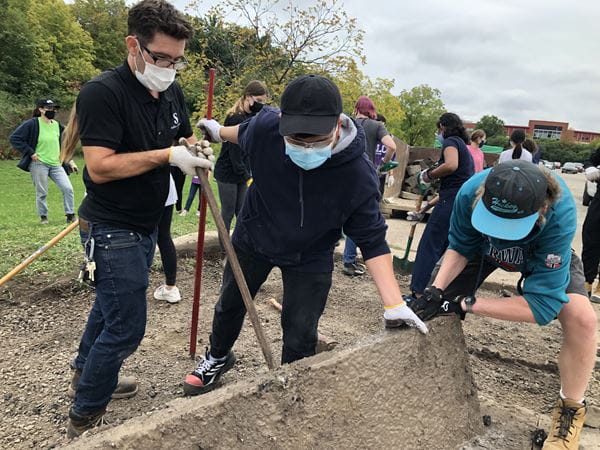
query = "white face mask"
xmin=134 ymin=44 xmax=176 ymax=92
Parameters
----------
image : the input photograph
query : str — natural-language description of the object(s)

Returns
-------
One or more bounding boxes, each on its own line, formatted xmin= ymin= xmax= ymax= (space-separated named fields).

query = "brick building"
xmin=463 ymin=119 xmax=600 ymax=143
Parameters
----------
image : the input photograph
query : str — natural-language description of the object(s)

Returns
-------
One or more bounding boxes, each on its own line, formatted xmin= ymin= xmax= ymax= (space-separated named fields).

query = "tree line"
xmin=0 ymin=0 xmax=455 ymax=159
xmin=475 ymin=114 xmax=598 ymax=163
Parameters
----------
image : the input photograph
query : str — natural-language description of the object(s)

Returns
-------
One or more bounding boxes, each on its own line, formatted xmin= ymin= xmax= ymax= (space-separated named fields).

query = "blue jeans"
xmin=409 ymin=190 xmax=458 ymax=294
xmin=343 ymin=237 xmax=358 ymax=264
xmin=29 ymin=161 xmax=74 ymax=216
xmin=72 ymin=223 xmax=156 ymax=414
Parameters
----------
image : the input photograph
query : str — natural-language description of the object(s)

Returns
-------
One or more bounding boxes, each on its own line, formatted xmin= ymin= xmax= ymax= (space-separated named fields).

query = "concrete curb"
xmin=65 ymin=318 xmax=482 ymax=450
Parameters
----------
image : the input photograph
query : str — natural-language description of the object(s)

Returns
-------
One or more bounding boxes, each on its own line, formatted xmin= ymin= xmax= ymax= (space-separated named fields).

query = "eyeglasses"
xmin=139 ymin=43 xmax=188 ymax=71
xmin=285 ymin=134 xmax=335 ymax=150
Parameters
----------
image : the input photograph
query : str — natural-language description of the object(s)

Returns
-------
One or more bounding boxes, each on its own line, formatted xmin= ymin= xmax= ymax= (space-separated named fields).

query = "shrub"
xmin=0 ymin=91 xmax=32 ymax=160
xmin=534 ymin=139 xmax=594 ymax=164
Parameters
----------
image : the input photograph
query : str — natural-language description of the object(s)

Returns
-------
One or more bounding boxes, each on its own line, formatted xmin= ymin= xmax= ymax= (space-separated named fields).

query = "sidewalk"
xmin=386 ymin=217 xmax=521 ymax=289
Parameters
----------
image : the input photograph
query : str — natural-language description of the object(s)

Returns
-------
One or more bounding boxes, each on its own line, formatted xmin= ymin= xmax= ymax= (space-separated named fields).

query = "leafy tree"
xmin=333 ymin=60 xmax=403 ymax=137
xmin=533 ymin=139 xmax=594 ymax=164
xmin=0 ymin=0 xmax=38 ymax=97
xmin=486 ymin=135 xmax=509 ymax=148
xmin=476 ymin=114 xmax=505 ymax=138
xmin=71 ymin=0 xmax=129 ymax=71
xmin=397 ymin=85 xmax=445 ymax=146
xmin=26 ymin=0 xmax=98 ymax=103
xmin=189 ymin=0 xmax=365 ymax=87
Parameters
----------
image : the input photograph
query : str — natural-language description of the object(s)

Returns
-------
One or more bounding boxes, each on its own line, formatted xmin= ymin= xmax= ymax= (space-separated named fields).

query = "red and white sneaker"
xmin=183 ymin=349 xmax=236 ymax=396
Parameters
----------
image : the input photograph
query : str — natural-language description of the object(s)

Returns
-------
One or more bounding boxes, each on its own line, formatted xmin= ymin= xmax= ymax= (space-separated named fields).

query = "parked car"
xmin=561 ymin=162 xmax=579 ymax=174
xmin=583 ymin=171 xmax=598 ymax=206
xmin=541 ymin=160 xmax=554 ymax=170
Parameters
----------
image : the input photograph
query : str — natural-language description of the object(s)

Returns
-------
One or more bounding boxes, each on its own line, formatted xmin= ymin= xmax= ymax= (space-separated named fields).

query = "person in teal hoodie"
xmin=410 ymin=160 xmax=596 ymax=449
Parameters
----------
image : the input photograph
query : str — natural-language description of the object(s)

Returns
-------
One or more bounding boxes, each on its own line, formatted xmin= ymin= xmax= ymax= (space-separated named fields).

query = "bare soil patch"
xmin=0 ymin=255 xmax=598 ymax=449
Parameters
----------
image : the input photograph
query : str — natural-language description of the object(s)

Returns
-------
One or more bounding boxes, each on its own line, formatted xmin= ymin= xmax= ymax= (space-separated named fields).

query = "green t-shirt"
xmin=35 ymin=117 xmax=61 ymax=166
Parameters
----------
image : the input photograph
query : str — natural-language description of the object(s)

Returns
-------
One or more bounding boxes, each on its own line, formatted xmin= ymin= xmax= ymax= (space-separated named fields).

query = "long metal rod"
xmin=189 ymin=68 xmax=215 ymax=359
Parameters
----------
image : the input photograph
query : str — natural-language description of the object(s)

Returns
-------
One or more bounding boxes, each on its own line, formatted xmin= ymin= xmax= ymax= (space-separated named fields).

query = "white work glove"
xmin=585 ymin=166 xmax=600 ymax=182
xmin=196 ymin=118 xmax=223 ymax=143
xmin=169 ymin=143 xmax=214 ymax=176
xmin=68 ymin=160 xmax=79 ymax=173
xmin=386 ymin=174 xmax=395 ymax=187
xmin=406 ymin=210 xmax=425 ymax=222
xmin=384 ymin=303 xmax=428 ymax=334
xmin=418 ymin=169 xmax=432 ymax=191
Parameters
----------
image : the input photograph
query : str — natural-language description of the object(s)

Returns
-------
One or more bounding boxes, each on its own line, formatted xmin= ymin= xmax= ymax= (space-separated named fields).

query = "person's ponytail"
xmin=509 ymin=129 xmax=526 ymax=160
xmin=512 ymin=143 xmax=523 ymax=159
xmin=60 ymin=105 xmax=79 ymax=163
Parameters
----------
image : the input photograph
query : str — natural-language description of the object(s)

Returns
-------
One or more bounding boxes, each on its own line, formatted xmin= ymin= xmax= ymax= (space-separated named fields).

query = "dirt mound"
xmin=66 ymin=318 xmax=481 ymax=450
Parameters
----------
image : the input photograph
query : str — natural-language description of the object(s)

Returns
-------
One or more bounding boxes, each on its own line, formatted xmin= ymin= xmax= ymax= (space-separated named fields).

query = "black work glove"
xmin=439 ymin=295 xmax=468 ymax=320
xmin=409 ymin=286 xmax=444 ymax=321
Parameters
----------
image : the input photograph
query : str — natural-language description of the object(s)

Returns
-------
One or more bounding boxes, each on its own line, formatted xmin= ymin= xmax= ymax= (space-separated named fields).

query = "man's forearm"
xmin=365 ymin=253 xmax=403 ymax=307
xmin=84 ymin=147 xmax=170 ymax=183
xmin=219 ymin=125 xmax=240 ymax=144
xmin=470 ymin=295 xmax=536 ymax=323
xmin=382 ymin=136 xmax=397 ymax=164
xmin=432 ymin=249 xmax=468 ymax=289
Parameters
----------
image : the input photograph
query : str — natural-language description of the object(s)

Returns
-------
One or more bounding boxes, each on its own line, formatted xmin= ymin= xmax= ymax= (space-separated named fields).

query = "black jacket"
xmin=232 ymin=107 xmax=389 ymax=272
xmin=9 ymin=117 xmax=71 ymax=174
xmin=214 ymin=112 xmax=253 ymax=183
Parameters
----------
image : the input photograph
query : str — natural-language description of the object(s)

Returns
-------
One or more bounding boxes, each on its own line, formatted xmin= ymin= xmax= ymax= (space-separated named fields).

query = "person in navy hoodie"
xmin=184 ymin=74 xmax=428 ymax=396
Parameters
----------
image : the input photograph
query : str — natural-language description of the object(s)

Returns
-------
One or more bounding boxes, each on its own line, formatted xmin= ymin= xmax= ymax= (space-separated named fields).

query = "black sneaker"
xmin=67 ymin=407 xmax=107 ymax=439
xmin=40 ymin=215 xmax=49 ymax=224
xmin=66 ymin=213 xmax=76 ymax=224
xmin=342 ymin=262 xmax=366 ymax=276
xmin=183 ymin=349 xmax=236 ymax=396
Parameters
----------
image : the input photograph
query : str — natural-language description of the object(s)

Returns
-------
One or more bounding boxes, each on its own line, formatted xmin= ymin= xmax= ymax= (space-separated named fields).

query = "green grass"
xmin=0 ymin=158 xmax=219 ymax=281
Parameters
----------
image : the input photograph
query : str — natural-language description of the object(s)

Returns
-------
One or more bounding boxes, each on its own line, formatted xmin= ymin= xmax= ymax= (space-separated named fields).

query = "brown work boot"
xmin=68 ymin=368 xmax=138 ymax=399
xmin=591 ymin=282 xmax=600 ymax=304
xmin=584 ymin=282 xmax=592 ymax=297
xmin=542 ymin=398 xmax=586 ymax=449
xmin=67 ymin=407 xmax=107 ymax=439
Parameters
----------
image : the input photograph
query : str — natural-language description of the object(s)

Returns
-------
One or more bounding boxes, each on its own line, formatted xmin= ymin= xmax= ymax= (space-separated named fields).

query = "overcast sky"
xmin=171 ymin=0 xmax=600 ymax=131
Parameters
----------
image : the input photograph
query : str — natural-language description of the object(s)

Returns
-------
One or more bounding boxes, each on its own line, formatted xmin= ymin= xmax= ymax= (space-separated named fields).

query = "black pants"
xmin=210 ymin=248 xmax=332 ymax=364
xmin=217 ymin=181 xmax=248 ymax=235
xmin=170 ymin=166 xmax=185 ymax=212
xmin=378 ymin=175 xmax=386 ymax=197
xmin=582 ymin=197 xmax=600 ymax=283
xmin=157 ymin=205 xmax=177 ymax=285
xmin=184 ymin=183 xmax=201 ymax=211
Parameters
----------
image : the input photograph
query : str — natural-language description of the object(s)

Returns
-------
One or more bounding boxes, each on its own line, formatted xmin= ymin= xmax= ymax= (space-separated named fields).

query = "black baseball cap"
xmin=472 ymin=160 xmax=548 ymax=240
xmin=36 ymin=98 xmax=59 ymax=108
xmin=279 ymin=74 xmax=343 ymax=137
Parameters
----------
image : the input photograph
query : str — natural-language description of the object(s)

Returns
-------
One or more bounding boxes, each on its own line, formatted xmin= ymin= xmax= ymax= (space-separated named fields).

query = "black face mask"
xmin=480 ymin=140 xmax=487 ymax=147
xmin=249 ymin=101 xmax=263 ymax=114
xmin=44 ymin=110 xmax=56 ymax=120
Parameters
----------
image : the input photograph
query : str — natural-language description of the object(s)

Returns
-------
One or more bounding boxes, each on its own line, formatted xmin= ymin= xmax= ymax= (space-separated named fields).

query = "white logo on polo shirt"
xmin=171 ymin=112 xmax=180 ymax=129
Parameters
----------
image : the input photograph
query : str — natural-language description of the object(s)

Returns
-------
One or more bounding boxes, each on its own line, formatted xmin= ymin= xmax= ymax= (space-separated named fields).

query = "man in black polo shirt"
xmin=67 ymin=0 xmax=212 ymax=438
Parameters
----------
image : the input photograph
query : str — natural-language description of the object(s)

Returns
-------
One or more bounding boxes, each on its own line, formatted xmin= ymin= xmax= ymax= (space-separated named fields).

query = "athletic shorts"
xmin=428 ymin=251 xmax=588 ymax=325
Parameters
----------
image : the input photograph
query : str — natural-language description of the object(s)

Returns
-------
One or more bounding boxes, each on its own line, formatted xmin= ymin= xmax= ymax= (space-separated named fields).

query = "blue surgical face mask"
xmin=285 ymin=141 xmax=333 ymax=170
xmin=437 ymin=132 xmax=444 ymax=144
